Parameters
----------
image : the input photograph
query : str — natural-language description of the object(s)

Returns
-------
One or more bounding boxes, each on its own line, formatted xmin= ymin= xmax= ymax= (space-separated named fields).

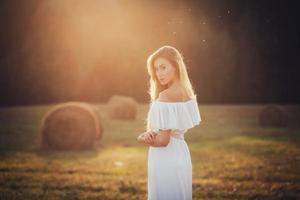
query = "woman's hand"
xmin=144 ymin=131 xmax=157 ymax=144
xmin=137 ymin=129 xmax=171 ymax=147
xmin=137 ymin=130 xmax=157 ymax=145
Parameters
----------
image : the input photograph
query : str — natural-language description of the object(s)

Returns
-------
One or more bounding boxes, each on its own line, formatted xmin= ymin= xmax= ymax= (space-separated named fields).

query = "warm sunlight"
xmin=1 ymin=0 xmax=299 ymax=199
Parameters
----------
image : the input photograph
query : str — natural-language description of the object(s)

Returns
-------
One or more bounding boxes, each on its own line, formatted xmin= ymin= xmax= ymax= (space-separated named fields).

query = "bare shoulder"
xmin=158 ymin=90 xmax=173 ymax=102
xmin=158 ymin=87 xmax=190 ymax=102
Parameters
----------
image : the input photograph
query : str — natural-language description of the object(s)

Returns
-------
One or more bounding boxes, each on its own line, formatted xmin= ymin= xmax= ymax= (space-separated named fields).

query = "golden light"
xmin=20 ymin=0 xmax=217 ymax=101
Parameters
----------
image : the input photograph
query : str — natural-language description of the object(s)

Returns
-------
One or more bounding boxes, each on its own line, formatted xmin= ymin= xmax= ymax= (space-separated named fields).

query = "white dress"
xmin=147 ymin=95 xmax=202 ymax=200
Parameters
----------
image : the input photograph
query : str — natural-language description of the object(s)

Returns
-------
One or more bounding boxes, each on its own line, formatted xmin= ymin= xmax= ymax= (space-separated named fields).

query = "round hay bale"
xmin=107 ymin=95 xmax=138 ymax=120
xmin=284 ymin=106 xmax=300 ymax=128
xmin=258 ymin=104 xmax=288 ymax=127
xmin=40 ymin=102 xmax=103 ymax=151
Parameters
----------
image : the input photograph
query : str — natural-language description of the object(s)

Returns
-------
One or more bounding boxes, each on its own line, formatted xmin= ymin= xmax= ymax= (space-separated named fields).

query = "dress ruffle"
xmin=147 ymin=95 xmax=201 ymax=131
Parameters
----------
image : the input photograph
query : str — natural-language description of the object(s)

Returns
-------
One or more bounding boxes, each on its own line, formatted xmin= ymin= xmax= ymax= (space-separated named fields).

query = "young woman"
xmin=137 ymin=45 xmax=202 ymax=200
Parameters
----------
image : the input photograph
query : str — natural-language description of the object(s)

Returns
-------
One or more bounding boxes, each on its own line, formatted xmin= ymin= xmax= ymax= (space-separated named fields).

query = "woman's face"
xmin=154 ymin=57 xmax=177 ymax=86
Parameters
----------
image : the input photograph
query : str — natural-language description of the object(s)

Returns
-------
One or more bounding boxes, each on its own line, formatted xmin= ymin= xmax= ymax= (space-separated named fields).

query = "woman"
xmin=137 ymin=45 xmax=202 ymax=200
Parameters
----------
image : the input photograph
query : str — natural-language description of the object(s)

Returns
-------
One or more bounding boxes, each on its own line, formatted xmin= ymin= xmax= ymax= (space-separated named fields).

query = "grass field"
xmin=0 ymin=103 xmax=299 ymax=200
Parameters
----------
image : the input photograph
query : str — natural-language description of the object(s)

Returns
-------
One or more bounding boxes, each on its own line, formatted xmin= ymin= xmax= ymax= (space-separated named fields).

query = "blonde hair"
xmin=146 ymin=45 xmax=195 ymax=103
xmin=146 ymin=45 xmax=196 ymax=131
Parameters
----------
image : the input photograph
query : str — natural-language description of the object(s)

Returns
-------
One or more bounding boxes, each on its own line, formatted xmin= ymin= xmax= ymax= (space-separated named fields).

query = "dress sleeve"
xmin=147 ymin=99 xmax=201 ymax=133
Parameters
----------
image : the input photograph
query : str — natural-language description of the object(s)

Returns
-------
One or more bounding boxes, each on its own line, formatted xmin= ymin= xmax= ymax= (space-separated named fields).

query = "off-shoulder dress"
xmin=147 ymin=95 xmax=202 ymax=200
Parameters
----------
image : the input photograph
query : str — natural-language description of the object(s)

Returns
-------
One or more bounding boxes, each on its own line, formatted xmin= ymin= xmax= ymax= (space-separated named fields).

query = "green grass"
xmin=0 ymin=103 xmax=299 ymax=200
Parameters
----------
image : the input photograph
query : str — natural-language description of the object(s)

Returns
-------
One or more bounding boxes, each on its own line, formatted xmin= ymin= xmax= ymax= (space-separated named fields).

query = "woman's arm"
xmin=137 ymin=131 xmax=153 ymax=145
xmin=137 ymin=130 xmax=171 ymax=147
xmin=149 ymin=130 xmax=171 ymax=147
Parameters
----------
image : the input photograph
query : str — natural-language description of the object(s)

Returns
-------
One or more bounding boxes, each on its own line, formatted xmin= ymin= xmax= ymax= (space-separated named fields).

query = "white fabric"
xmin=148 ymin=94 xmax=201 ymax=133
xmin=147 ymin=95 xmax=201 ymax=200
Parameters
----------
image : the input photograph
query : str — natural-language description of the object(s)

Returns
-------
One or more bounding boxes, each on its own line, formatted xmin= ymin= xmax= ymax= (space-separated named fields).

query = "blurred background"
xmin=1 ymin=0 xmax=299 ymax=106
xmin=0 ymin=1 xmax=300 ymax=200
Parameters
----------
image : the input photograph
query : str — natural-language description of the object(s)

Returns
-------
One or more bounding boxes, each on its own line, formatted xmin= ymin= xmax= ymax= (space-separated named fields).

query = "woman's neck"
xmin=167 ymin=78 xmax=180 ymax=89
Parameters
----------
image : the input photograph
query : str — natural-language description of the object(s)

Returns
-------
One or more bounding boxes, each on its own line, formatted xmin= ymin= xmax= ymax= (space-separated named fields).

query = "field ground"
xmin=0 ymin=103 xmax=299 ymax=200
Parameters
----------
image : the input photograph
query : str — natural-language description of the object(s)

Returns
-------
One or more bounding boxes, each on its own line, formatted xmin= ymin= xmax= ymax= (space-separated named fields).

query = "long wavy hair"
xmin=146 ymin=45 xmax=196 ymax=131
xmin=146 ymin=45 xmax=195 ymax=103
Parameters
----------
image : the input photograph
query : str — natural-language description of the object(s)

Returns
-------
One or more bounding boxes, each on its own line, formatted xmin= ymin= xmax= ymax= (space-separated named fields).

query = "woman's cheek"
xmin=166 ymin=70 xmax=172 ymax=79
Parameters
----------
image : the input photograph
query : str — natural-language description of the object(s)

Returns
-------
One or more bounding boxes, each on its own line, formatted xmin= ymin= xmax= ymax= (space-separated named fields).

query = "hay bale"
xmin=40 ymin=102 xmax=103 ymax=151
xmin=107 ymin=95 xmax=138 ymax=120
xmin=284 ymin=106 xmax=300 ymax=127
xmin=258 ymin=104 xmax=288 ymax=127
